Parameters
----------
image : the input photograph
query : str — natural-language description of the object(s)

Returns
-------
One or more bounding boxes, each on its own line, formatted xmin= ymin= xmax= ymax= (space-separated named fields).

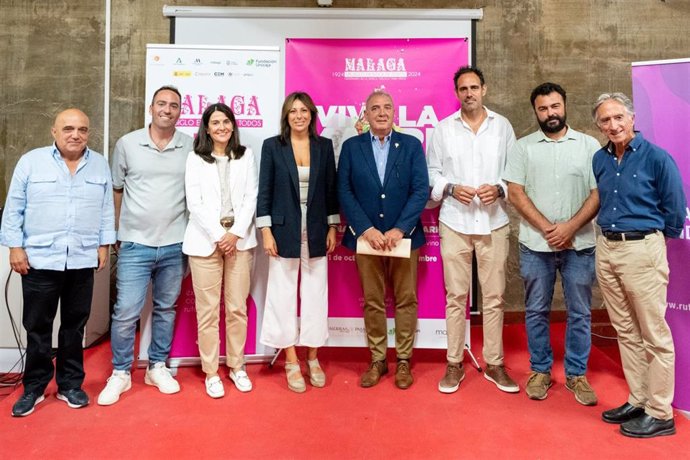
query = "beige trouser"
xmin=596 ymin=232 xmax=674 ymax=420
xmin=189 ymin=248 xmax=253 ymax=375
xmin=355 ymin=250 xmax=420 ymax=362
xmin=440 ymin=223 xmax=509 ymax=366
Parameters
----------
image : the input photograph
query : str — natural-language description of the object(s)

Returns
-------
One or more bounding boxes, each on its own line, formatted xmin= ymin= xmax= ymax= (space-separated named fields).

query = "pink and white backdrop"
xmin=143 ymin=38 xmax=470 ymax=364
xmin=286 ymin=38 xmax=469 ymax=348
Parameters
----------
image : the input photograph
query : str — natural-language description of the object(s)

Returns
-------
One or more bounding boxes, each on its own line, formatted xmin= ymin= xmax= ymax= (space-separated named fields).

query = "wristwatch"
xmin=495 ymin=184 xmax=505 ymax=199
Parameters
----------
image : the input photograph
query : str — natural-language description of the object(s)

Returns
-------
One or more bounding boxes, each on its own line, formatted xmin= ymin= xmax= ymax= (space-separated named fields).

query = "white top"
xmin=427 ymin=107 xmax=516 ymax=235
xmin=212 ymin=153 xmax=235 ymax=220
xmin=297 ymin=165 xmax=310 ymax=205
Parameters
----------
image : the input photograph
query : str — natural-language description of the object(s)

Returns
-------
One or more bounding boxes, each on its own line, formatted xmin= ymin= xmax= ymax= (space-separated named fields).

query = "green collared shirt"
xmin=503 ymin=127 xmax=600 ymax=252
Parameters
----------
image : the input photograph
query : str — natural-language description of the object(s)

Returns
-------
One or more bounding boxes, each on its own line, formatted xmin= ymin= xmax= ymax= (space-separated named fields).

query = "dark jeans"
xmin=519 ymin=244 xmax=595 ymax=376
xmin=21 ymin=267 xmax=94 ymax=394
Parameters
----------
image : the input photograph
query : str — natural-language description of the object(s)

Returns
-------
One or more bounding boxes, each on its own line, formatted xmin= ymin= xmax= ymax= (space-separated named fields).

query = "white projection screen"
xmin=165 ymin=6 xmax=481 ymax=98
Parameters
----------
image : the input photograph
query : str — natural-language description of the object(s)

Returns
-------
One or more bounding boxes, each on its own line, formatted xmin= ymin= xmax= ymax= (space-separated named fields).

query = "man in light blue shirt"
xmin=371 ymin=132 xmax=391 ymax=183
xmin=1 ymin=108 xmax=116 ymax=416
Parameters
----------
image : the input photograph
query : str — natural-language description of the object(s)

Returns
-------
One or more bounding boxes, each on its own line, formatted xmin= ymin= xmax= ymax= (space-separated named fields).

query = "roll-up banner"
xmin=286 ymin=38 xmax=469 ymax=349
xmin=142 ymin=45 xmax=280 ymax=362
xmin=632 ymin=58 xmax=690 ymax=411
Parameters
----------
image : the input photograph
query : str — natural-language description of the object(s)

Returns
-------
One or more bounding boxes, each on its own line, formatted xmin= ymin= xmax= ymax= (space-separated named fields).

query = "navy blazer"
xmin=257 ymin=135 xmax=339 ymax=258
xmin=338 ymin=130 xmax=428 ymax=252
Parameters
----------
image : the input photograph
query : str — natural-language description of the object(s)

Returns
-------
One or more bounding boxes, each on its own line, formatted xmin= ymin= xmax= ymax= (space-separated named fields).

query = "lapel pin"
xmin=395 ymin=143 xmax=399 ymax=149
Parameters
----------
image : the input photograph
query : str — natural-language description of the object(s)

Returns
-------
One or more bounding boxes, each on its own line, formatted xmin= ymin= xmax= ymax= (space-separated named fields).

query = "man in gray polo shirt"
xmin=504 ymin=82 xmax=600 ymax=406
xmin=98 ymin=85 xmax=193 ymax=405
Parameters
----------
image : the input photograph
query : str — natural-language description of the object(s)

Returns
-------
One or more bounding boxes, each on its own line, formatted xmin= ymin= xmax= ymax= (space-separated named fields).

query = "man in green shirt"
xmin=503 ymin=82 xmax=600 ymax=406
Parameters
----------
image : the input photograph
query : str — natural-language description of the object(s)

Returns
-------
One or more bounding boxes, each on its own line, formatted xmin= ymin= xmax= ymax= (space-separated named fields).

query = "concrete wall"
xmin=2 ymin=0 xmax=689 ymax=311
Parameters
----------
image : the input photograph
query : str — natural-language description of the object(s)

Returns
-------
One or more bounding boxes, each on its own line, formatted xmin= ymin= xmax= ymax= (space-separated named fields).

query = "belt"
xmin=220 ymin=216 xmax=235 ymax=231
xmin=602 ymin=230 xmax=656 ymax=241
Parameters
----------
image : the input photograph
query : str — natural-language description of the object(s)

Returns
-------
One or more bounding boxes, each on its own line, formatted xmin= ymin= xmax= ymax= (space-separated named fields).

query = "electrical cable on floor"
xmin=592 ymin=331 xmax=618 ymax=340
xmin=0 ymin=268 xmax=25 ymax=387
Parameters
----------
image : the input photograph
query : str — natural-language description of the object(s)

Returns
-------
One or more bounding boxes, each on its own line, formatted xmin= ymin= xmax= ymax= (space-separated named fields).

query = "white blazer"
xmin=182 ymin=148 xmax=258 ymax=256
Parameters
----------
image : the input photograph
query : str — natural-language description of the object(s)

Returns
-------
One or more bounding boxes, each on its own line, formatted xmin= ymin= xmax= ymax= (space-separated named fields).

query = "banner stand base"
xmin=464 ymin=344 xmax=482 ymax=373
xmin=137 ymin=354 xmax=277 ymax=371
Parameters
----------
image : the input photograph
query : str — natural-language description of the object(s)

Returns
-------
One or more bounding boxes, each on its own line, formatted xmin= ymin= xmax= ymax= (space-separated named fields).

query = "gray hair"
xmin=365 ymin=89 xmax=394 ymax=109
xmin=592 ymin=92 xmax=635 ymax=123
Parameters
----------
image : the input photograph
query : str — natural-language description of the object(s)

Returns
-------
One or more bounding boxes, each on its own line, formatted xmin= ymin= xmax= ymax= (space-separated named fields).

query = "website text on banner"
xmin=632 ymin=58 xmax=690 ymax=411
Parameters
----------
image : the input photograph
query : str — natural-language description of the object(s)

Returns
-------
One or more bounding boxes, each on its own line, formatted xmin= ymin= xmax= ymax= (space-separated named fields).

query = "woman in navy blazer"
xmin=183 ymin=103 xmax=258 ymax=399
xmin=257 ymin=92 xmax=339 ymax=393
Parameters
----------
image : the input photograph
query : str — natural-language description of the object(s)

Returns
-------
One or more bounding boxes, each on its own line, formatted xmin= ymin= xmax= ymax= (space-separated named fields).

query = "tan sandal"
xmin=285 ymin=361 xmax=306 ymax=393
xmin=307 ymin=359 xmax=326 ymax=388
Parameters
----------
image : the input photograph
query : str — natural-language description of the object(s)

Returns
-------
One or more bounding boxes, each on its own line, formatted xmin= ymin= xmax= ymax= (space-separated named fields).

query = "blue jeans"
xmin=110 ymin=242 xmax=186 ymax=371
xmin=519 ymin=244 xmax=595 ymax=376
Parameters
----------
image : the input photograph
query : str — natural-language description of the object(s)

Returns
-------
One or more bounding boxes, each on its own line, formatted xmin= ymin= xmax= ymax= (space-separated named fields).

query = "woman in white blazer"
xmin=182 ymin=103 xmax=258 ymax=399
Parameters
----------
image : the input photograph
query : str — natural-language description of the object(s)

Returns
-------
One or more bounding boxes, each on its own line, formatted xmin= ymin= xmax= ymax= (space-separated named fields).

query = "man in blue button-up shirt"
xmin=1 ymin=109 xmax=116 ymax=416
xmin=593 ymin=93 xmax=686 ymax=438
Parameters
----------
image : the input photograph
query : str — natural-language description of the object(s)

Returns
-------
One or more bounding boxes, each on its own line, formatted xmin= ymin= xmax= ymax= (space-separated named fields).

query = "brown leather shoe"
xmin=526 ymin=371 xmax=552 ymax=400
xmin=360 ymin=360 xmax=388 ymax=388
xmin=566 ymin=375 xmax=598 ymax=406
xmin=395 ymin=360 xmax=414 ymax=389
xmin=484 ymin=364 xmax=519 ymax=393
xmin=438 ymin=362 xmax=465 ymax=394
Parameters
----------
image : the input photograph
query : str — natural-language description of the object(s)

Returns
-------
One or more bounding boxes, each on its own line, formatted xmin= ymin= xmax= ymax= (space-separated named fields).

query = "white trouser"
xmin=260 ymin=225 xmax=329 ymax=349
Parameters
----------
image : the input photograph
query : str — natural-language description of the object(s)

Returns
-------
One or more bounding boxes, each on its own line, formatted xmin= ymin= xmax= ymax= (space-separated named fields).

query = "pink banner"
xmin=286 ymin=38 xmax=468 ymax=322
xmin=633 ymin=59 xmax=690 ymax=411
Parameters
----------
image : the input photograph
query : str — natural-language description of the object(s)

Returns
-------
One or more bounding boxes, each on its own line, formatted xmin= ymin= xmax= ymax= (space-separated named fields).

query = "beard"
xmin=539 ymin=114 xmax=567 ymax=133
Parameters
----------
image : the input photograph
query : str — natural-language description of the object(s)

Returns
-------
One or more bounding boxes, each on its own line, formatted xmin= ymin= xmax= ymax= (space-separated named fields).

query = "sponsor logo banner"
xmin=144 ymin=45 xmax=281 ymax=358
xmin=146 ymin=45 xmax=280 ymax=157
xmin=325 ymin=318 xmax=456 ymax=349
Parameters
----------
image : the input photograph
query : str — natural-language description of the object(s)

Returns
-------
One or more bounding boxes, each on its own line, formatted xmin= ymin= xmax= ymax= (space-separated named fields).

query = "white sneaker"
xmin=97 ymin=370 xmax=132 ymax=406
xmin=144 ymin=362 xmax=180 ymax=394
xmin=229 ymin=367 xmax=253 ymax=393
xmin=205 ymin=376 xmax=225 ymax=398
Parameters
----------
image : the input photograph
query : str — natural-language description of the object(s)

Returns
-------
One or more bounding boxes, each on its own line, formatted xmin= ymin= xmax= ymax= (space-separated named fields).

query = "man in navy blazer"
xmin=338 ymin=91 xmax=429 ymax=389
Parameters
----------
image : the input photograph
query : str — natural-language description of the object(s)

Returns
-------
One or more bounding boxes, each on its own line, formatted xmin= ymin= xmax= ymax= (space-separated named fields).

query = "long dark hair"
xmin=278 ymin=92 xmax=319 ymax=145
xmin=193 ymin=103 xmax=246 ymax=163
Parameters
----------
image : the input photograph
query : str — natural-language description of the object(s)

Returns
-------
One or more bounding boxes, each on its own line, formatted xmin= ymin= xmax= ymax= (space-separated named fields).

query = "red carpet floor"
xmin=1 ymin=323 xmax=688 ymax=459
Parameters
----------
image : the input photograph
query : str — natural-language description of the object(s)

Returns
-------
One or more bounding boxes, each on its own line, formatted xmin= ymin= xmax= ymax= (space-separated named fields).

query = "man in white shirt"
xmin=427 ymin=66 xmax=518 ymax=394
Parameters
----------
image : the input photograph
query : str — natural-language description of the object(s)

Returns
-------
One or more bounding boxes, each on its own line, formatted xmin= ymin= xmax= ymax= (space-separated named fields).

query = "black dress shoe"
xmin=601 ymin=402 xmax=645 ymax=424
xmin=11 ymin=392 xmax=45 ymax=417
xmin=56 ymin=388 xmax=90 ymax=408
xmin=620 ymin=414 xmax=676 ymax=438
